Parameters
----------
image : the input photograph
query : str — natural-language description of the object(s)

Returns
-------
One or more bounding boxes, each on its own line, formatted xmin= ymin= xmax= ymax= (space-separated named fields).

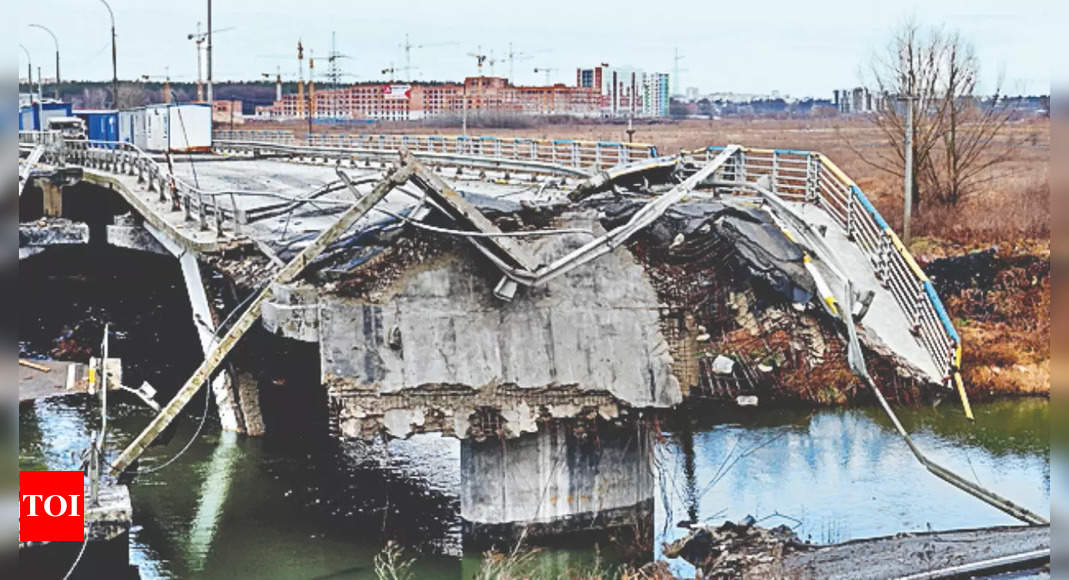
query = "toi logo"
xmin=19 ymin=471 xmax=85 ymax=542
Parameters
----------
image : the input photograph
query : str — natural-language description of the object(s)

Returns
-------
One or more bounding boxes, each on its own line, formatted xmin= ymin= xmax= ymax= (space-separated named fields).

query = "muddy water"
xmin=19 ymin=247 xmax=1050 ymax=578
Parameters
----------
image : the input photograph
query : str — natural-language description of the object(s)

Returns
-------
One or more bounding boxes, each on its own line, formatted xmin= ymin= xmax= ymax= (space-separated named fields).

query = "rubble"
xmin=662 ymin=518 xmax=810 ymax=578
xmin=663 ymin=520 xmax=1050 ymax=579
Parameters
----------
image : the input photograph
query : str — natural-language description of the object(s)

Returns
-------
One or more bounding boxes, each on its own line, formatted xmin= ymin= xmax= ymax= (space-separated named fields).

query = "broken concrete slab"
xmin=321 ymin=214 xmax=681 ymax=414
xmin=19 ymin=218 xmax=90 ymax=256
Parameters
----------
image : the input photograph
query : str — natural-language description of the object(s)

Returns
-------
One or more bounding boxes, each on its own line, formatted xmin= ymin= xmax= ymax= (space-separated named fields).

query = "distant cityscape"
xmin=18 ymin=70 xmax=1050 ymax=125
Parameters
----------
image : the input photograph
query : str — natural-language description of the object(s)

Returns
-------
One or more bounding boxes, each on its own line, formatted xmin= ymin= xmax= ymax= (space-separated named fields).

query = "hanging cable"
xmin=61 ymin=522 xmax=92 ymax=580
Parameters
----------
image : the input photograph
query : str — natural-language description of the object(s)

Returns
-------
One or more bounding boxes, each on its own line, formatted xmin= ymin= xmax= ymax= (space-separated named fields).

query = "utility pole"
xmin=902 ymin=93 xmax=914 ymax=246
xmin=29 ymin=24 xmax=60 ymax=100
xmin=100 ymin=0 xmax=118 ymax=108
xmin=207 ymin=0 xmax=213 ymax=105
xmin=461 ymin=84 xmax=467 ymax=136
xmin=307 ymin=55 xmax=314 ymax=138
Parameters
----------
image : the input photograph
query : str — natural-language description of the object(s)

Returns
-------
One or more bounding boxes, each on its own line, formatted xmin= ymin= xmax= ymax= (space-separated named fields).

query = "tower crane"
xmin=534 ymin=67 xmax=560 ymax=84
xmin=187 ymin=22 xmax=234 ymax=101
xmin=140 ymin=69 xmax=172 ymax=103
xmin=467 ymin=47 xmax=489 ymax=76
xmin=504 ymin=43 xmax=532 ymax=83
xmin=399 ymin=34 xmax=459 ymax=81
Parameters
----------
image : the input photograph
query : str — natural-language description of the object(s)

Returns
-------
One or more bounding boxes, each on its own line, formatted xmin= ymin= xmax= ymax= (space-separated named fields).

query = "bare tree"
xmin=921 ymin=34 xmax=1018 ymax=204
xmin=851 ymin=20 xmax=950 ymax=211
xmin=847 ymin=21 xmax=1017 ymax=211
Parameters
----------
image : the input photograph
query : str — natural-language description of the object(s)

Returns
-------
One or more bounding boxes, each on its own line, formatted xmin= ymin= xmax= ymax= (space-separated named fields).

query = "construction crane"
xmin=467 ymin=46 xmax=489 ymax=77
xmin=382 ymin=64 xmax=419 ymax=81
xmin=187 ymin=22 xmax=234 ymax=102
xmin=398 ymin=34 xmax=458 ymax=81
xmin=533 ymin=67 xmax=557 ymax=85
xmin=261 ymin=66 xmax=282 ymax=101
xmin=140 ymin=70 xmax=172 ymax=103
xmin=504 ymin=43 xmax=533 ymax=83
xmin=672 ymin=47 xmax=688 ymax=96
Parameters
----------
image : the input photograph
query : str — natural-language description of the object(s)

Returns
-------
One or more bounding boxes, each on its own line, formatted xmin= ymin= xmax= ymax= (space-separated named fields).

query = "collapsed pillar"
xmin=460 ymin=417 xmax=654 ymax=549
xmin=40 ymin=180 xmax=63 ymax=217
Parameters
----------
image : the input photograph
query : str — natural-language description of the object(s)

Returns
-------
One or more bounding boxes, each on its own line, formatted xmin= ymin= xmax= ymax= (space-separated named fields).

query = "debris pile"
xmin=662 ymin=518 xmax=810 ymax=578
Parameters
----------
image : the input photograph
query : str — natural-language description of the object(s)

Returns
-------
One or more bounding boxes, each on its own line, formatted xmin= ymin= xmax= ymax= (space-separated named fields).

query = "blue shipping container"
xmin=74 ymin=110 xmax=120 ymax=142
xmin=18 ymin=101 xmax=73 ymax=131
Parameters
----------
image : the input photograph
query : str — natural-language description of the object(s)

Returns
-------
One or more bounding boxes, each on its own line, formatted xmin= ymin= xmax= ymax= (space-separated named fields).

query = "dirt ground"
xmin=244 ymin=116 xmax=1051 ymax=399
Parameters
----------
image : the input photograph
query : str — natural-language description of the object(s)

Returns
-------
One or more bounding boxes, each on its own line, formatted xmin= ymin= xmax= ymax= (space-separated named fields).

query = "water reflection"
xmin=655 ymin=401 xmax=1050 ymax=576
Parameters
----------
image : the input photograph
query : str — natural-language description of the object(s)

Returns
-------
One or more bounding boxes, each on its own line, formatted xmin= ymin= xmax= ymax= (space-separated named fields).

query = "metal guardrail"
xmin=212 ymin=129 xmax=658 ymax=171
xmin=211 ymin=139 xmax=594 ymax=178
xmin=691 ymin=145 xmax=961 ymax=387
xmin=20 ymin=131 xmax=247 ymax=237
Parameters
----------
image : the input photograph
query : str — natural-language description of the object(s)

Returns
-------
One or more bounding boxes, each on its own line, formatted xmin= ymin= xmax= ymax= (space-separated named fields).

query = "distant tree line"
xmin=669 ymin=97 xmax=837 ymax=119
xmin=17 ymin=79 xmax=288 ymax=113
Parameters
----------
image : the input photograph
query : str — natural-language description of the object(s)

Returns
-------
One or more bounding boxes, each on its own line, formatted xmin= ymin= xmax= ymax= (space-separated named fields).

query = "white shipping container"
xmin=118 ymin=110 xmax=136 ymax=145
xmin=145 ymin=105 xmax=169 ymax=152
xmin=135 ymin=103 xmax=212 ymax=153
xmin=167 ymin=104 xmax=212 ymax=152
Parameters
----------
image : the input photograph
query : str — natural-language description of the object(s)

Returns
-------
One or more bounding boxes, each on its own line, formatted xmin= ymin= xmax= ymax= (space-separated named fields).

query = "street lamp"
xmin=99 ymin=0 xmax=118 ymax=109
xmin=18 ymin=44 xmax=32 ymax=95
xmin=28 ymin=24 xmax=60 ymax=100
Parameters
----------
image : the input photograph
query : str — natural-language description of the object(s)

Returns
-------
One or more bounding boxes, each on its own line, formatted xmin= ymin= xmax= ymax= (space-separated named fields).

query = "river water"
xmin=19 ymin=394 xmax=1049 ymax=578
xmin=19 ymin=248 xmax=1050 ymax=578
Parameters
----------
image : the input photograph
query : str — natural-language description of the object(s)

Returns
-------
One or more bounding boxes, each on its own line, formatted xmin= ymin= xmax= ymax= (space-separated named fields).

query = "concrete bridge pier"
xmin=132 ymin=221 xmax=264 ymax=435
xmin=460 ymin=417 xmax=654 ymax=551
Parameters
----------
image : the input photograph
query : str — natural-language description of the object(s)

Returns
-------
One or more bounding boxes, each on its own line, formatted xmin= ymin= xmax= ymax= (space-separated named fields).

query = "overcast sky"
xmin=15 ymin=0 xmax=1054 ymax=97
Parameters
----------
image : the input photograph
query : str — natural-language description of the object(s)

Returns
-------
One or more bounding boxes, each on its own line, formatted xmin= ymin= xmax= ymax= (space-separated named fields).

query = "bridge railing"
xmin=21 ymin=131 xmax=246 ymax=237
xmin=212 ymin=130 xmax=658 ymax=171
xmin=691 ymin=145 xmax=960 ymax=385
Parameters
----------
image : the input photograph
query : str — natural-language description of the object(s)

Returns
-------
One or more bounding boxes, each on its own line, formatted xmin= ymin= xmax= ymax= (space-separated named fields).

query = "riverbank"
xmin=918 ymin=239 xmax=1050 ymax=400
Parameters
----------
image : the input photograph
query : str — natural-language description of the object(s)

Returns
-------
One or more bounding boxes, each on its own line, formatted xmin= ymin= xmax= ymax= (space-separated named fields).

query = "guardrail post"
xmin=771 ymin=151 xmax=779 ymax=194
xmin=169 ymin=177 xmax=180 ymax=211
xmin=214 ymin=195 xmax=223 ymax=235
xmin=910 ymin=282 xmax=924 ymax=335
xmin=572 ymin=142 xmax=579 ymax=168
xmin=230 ymin=192 xmax=243 ymax=234
xmin=846 ymin=187 xmax=857 ymax=240
xmin=198 ymin=192 xmax=208 ymax=230
xmin=805 ymin=154 xmax=818 ymax=203
xmin=875 ymin=235 xmax=891 ymax=287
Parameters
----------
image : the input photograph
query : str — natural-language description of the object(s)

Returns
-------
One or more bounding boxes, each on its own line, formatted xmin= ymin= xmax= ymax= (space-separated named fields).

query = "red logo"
xmin=19 ymin=471 xmax=85 ymax=541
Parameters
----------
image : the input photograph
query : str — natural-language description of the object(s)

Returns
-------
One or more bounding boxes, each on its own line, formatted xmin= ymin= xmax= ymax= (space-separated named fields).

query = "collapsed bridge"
xmin=18 ymin=129 xmax=971 ymax=543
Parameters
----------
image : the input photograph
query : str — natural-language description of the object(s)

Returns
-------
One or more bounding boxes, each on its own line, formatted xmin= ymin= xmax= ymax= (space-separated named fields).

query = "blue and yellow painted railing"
xmin=686 ymin=145 xmax=972 ymax=419
xmin=820 ymin=154 xmax=972 ymax=420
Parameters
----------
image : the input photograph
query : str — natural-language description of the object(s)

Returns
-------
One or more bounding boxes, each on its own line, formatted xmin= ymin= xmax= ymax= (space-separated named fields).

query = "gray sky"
xmin=16 ymin=0 xmax=1053 ymax=97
